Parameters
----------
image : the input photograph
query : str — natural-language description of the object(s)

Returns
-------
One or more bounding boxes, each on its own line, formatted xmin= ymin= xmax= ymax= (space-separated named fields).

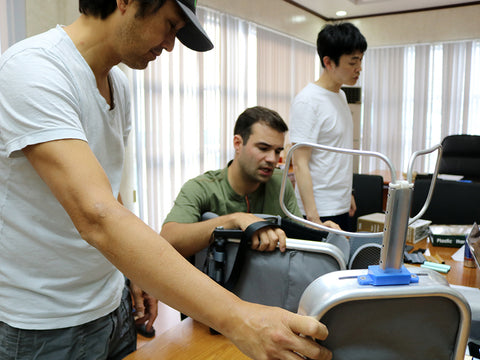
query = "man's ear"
xmin=233 ymin=134 xmax=243 ymax=152
xmin=117 ymin=0 xmax=130 ymax=13
xmin=323 ymin=56 xmax=335 ymax=71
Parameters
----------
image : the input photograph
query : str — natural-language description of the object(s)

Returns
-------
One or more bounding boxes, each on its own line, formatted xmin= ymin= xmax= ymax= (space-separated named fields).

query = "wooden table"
xmin=125 ymin=317 xmax=248 ymax=360
xmin=413 ymin=237 xmax=479 ymax=288
xmin=127 ymin=238 xmax=479 ymax=360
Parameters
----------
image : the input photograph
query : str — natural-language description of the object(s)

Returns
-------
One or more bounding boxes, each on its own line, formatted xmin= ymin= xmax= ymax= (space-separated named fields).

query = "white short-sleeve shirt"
xmin=0 ymin=26 xmax=130 ymax=329
xmin=290 ymin=83 xmax=353 ymax=217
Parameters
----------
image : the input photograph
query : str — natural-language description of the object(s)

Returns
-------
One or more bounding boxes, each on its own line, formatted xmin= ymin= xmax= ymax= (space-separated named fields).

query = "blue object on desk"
xmin=357 ymin=265 xmax=419 ymax=286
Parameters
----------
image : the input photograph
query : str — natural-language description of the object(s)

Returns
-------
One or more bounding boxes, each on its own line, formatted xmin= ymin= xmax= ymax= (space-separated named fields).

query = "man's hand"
xmin=235 ymin=213 xmax=287 ymax=252
xmin=306 ymin=215 xmax=342 ymax=231
xmin=129 ymin=281 xmax=158 ymax=333
xmin=223 ymin=302 xmax=332 ymax=360
xmin=321 ymin=220 xmax=342 ymax=231
xmin=349 ymin=194 xmax=357 ymax=217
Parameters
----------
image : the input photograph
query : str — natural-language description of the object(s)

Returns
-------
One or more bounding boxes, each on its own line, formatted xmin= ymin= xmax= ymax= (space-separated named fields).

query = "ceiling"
xmin=286 ymin=0 xmax=480 ymax=20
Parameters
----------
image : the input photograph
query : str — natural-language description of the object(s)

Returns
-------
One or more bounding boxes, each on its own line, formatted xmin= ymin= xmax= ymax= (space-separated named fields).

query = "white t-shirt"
xmin=0 ymin=26 xmax=130 ymax=329
xmin=290 ymin=83 xmax=353 ymax=217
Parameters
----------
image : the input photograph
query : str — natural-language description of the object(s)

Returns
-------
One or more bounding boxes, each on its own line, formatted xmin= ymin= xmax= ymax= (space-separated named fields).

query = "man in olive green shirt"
xmin=161 ymin=106 xmax=297 ymax=257
xmin=161 ymin=106 xmax=337 ymax=257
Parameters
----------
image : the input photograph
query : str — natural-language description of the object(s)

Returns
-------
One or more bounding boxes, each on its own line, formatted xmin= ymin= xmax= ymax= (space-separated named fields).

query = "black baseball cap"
xmin=175 ymin=0 xmax=214 ymax=52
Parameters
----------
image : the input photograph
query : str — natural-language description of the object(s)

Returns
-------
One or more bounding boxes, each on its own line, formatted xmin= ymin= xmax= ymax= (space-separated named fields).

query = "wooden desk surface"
xmin=125 ymin=317 xmax=248 ymax=360
xmin=127 ymin=239 xmax=479 ymax=360
xmin=413 ymin=238 xmax=480 ymax=288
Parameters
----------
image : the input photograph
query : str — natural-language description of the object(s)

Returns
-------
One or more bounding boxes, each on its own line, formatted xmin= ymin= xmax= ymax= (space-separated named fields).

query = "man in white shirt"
xmin=290 ymin=22 xmax=367 ymax=231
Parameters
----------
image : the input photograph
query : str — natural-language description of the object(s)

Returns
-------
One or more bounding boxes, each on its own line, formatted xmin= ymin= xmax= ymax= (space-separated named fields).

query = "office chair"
xmin=280 ymin=142 xmax=471 ymax=360
xmin=411 ymin=176 xmax=480 ymax=224
xmin=410 ymin=134 xmax=480 ymax=225
xmin=350 ymin=173 xmax=384 ymax=231
xmin=439 ymin=134 xmax=480 ymax=182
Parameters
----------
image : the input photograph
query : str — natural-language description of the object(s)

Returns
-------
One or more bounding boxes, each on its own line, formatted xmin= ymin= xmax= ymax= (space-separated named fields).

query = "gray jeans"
xmin=0 ymin=285 xmax=136 ymax=360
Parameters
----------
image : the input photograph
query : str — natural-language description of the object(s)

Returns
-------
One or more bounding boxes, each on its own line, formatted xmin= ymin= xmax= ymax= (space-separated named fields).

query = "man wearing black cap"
xmin=0 ymin=1 xmax=331 ymax=359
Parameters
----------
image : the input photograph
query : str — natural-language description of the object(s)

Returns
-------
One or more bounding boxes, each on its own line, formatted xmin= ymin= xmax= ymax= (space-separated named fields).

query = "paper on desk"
xmin=452 ymin=245 xmax=466 ymax=261
xmin=438 ymin=174 xmax=464 ymax=181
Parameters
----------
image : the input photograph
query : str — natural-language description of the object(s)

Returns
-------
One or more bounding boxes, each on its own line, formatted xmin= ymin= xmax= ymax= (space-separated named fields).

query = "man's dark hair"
xmin=316 ymin=22 xmax=367 ymax=68
xmin=79 ymin=0 xmax=166 ymax=19
xmin=234 ymin=106 xmax=288 ymax=144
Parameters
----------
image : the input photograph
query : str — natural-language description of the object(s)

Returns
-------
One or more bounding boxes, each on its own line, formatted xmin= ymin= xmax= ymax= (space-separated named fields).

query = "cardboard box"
xmin=357 ymin=212 xmax=432 ymax=244
xmin=429 ymin=225 xmax=471 ymax=248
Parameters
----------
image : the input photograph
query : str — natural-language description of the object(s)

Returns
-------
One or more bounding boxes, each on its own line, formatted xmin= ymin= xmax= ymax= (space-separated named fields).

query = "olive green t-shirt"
xmin=163 ymin=165 xmax=301 ymax=224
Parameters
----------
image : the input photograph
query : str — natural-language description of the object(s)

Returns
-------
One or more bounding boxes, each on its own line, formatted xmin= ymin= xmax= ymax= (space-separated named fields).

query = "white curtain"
xmin=0 ymin=0 xmax=5 ymax=53
xmin=130 ymin=7 xmax=316 ymax=231
xmin=362 ymin=46 xmax=406 ymax=173
xmin=361 ymin=40 xmax=480 ymax=175
xmin=256 ymin=27 xmax=316 ymax=125
xmin=0 ymin=0 xmax=26 ymax=54
xmin=469 ymin=42 xmax=480 ymax=135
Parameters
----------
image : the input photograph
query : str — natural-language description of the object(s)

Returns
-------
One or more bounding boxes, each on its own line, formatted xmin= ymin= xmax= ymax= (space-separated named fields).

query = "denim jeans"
xmin=0 ymin=286 xmax=136 ymax=360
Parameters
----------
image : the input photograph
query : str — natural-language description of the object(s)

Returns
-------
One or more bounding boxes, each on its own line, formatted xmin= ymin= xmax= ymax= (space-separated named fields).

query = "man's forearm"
xmin=161 ymin=214 xmax=240 ymax=257
xmin=77 ymin=201 xmax=243 ymax=330
xmin=293 ymin=165 xmax=320 ymax=221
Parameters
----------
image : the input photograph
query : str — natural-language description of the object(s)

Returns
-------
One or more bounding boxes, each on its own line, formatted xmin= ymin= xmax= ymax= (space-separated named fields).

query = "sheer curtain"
xmin=0 ymin=0 xmax=26 ymax=54
xmin=361 ymin=40 xmax=480 ymax=175
xmin=256 ymin=27 xmax=316 ymax=123
xmin=0 ymin=0 xmax=5 ymax=53
xmin=130 ymin=7 xmax=316 ymax=231
xmin=362 ymin=47 xmax=406 ymax=173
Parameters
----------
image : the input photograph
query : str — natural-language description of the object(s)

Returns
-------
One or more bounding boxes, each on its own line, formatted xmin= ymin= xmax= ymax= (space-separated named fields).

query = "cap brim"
xmin=176 ymin=1 xmax=214 ymax=52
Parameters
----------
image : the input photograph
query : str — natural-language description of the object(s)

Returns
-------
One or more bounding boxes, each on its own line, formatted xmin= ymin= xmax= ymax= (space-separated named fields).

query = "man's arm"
xmin=350 ymin=194 xmax=357 ymax=217
xmin=23 ymin=139 xmax=329 ymax=360
xmin=118 ymin=193 xmax=158 ymax=334
xmin=293 ymin=146 xmax=341 ymax=230
xmin=161 ymin=212 xmax=286 ymax=257
xmin=282 ymin=170 xmax=303 ymax=218
xmin=293 ymin=146 xmax=320 ymax=223
xmin=161 ymin=213 xmax=242 ymax=256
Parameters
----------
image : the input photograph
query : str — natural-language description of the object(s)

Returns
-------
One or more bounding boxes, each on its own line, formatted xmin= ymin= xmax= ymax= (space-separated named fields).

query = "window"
xmin=469 ymin=41 xmax=480 ymax=135
xmin=130 ymin=7 xmax=316 ymax=231
xmin=0 ymin=0 xmax=26 ymax=54
xmin=362 ymin=40 xmax=480 ymax=175
xmin=0 ymin=0 xmax=8 ymax=53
